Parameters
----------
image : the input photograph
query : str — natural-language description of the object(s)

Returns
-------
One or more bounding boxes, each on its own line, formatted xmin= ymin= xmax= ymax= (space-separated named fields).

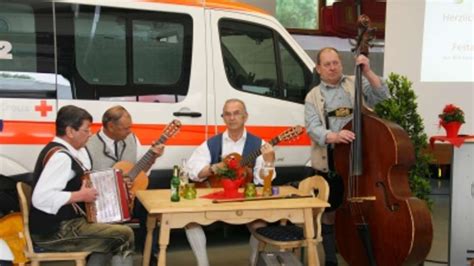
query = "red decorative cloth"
xmin=201 ymin=190 xmax=245 ymax=199
xmin=429 ymin=135 xmax=474 ymax=148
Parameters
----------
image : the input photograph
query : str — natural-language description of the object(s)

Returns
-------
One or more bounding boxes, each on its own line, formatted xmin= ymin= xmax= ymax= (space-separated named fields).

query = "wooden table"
xmin=136 ymin=187 xmax=329 ymax=266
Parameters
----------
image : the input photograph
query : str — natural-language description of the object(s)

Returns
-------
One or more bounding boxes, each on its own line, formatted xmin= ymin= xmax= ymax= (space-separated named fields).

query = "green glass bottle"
xmin=170 ymin=165 xmax=180 ymax=202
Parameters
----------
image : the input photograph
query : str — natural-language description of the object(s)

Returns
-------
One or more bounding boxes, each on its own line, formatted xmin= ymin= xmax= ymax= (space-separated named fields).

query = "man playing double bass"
xmin=305 ymin=47 xmax=389 ymax=266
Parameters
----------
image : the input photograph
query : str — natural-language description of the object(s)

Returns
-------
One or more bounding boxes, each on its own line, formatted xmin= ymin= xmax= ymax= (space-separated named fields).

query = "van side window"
xmin=133 ymin=20 xmax=185 ymax=86
xmin=0 ymin=2 xmax=58 ymax=98
xmin=219 ymin=19 xmax=311 ymax=103
xmin=61 ymin=4 xmax=193 ymax=102
xmin=219 ymin=20 xmax=278 ymax=97
xmin=0 ymin=2 xmax=193 ymax=102
xmin=278 ymin=37 xmax=310 ymax=102
xmin=74 ymin=12 xmax=127 ymax=86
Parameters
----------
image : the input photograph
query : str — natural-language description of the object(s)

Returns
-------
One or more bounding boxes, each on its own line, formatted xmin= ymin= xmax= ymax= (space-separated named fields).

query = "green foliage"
xmin=276 ymin=0 xmax=318 ymax=30
xmin=374 ymin=73 xmax=433 ymax=209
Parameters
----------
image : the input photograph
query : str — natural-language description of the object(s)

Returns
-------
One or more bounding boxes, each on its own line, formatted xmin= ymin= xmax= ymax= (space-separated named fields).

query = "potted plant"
xmin=214 ymin=155 xmax=245 ymax=197
xmin=438 ymin=104 xmax=465 ymax=138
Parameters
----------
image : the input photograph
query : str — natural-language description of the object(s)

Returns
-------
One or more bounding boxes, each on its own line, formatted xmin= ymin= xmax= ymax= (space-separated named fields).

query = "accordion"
xmin=82 ymin=169 xmax=131 ymax=223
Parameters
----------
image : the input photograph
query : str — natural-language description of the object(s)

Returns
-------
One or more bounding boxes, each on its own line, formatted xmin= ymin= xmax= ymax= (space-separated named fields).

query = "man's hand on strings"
xmin=326 ymin=129 xmax=356 ymax=144
xmin=356 ymin=54 xmax=371 ymax=75
xmin=151 ymin=144 xmax=165 ymax=157
xmin=261 ymin=143 xmax=275 ymax=163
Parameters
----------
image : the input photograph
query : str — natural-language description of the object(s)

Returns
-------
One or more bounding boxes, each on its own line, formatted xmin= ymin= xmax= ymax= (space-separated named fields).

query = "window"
xmin=75 ymin=12 xmax=127 ymax=85
xmin=278 ymin=38 xmax=310 ymax=102
xmin=56 ymin=4 xmax=193 ymax=101
xmin=0 ymin=1 xmax=58 ymax=98
xmin=219 ymin=19 xmax=312 ymax=103
xmin=220 ymin=20 xmax=278 ymax=97
xmin=276 ymin=0 xmax=319 ymax=31
xmin=133 ymin=20 xmax=185 ymax=86
xmin=0 ymin=3 xmax=37 ymax=72
xmin=239 ymin=0 xmax=321 ymax=32
xmin=0 ymin=2 xmax=193 ymax=101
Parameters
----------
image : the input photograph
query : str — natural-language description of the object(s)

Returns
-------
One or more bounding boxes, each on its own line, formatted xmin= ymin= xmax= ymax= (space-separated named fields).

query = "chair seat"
xmin=27 ymin=251 xmax=91 ymax=261
xmin=255 ymin=225 xmax=304 ymax=242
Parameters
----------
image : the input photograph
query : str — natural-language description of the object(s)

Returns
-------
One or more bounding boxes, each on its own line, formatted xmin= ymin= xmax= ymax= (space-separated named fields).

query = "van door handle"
xmin=173 ymin=111 xmax=202 ymax=118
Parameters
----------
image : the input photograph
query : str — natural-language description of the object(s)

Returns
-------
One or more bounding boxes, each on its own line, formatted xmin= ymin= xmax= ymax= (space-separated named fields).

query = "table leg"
xmin=157 ymin=214 xmax=171 ymax=266
xmin=142 ymin=215 xmax=157 ymax=266
xmin=303 ymin=208 xmax=320 ymax=266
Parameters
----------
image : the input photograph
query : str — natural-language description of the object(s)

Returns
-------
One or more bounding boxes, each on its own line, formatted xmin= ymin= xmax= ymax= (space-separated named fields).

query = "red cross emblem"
xmin=35 ymin=100 xmax=53 ymax=117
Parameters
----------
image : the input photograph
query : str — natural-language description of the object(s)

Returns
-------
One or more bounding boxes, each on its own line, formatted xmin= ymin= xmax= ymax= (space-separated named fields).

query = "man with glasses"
xmin=185 ymin=98 xmax=276 ymax=266
xmin=30 ymin=105 xmax=135 ymax=266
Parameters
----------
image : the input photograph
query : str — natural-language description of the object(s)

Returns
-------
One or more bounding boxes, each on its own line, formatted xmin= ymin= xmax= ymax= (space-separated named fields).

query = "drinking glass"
xmin=179 ymin=160 xmax=189 ymax=197
xmin=260 ymin=161 xmax=274 ymax=197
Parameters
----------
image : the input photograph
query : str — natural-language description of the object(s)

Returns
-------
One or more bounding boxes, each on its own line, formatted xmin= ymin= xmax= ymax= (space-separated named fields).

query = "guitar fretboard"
xmin=128 ymin=134 xmax=168 ymax=180
xmin=240 ymin=138 xmax=279 ymax=167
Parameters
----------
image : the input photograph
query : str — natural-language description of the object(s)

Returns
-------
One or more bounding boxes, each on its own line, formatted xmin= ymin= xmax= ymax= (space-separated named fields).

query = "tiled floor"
xmin=36 ymin=178 xmax=452 ymax=265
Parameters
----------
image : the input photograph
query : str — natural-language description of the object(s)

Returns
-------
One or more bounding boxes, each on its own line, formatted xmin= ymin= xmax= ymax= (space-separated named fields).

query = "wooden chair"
xmin=250 ymin=175 xmax=329 ymax=262
xmin=16 ymin=182 xmax=90 ymax=266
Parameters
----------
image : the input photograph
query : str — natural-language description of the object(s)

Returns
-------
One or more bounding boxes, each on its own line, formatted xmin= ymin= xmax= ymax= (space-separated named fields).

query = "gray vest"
xmin=86 ymin=133 xmax=138 ymax=170
xmin=305 ymin=76 xmax=356 ymax=172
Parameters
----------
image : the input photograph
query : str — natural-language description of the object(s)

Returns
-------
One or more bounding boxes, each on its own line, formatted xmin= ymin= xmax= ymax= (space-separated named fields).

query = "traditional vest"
xmin=30 ymin=142 xmax=86 ymax=235
xmin=305 ymin=76 xmax=356 ymax=172
xmin=86 ymin=133 xmax=138 ymax=170
xmin=207 ymin=132 xmax=262 ymax=166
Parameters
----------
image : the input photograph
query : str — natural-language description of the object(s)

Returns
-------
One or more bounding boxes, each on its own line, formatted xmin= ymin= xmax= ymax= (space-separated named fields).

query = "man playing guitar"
xmin=86 ymin=105 xmax=165 ymax=265
xmin=186 ymin=98 xmax=276 ymax=266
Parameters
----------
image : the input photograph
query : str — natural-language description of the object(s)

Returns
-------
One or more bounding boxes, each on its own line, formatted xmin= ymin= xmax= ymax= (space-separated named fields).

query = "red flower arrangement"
xmin=215 ymin=155 xmax=241 ymax=180
xmin=439 ymin=104 xmax=465 ymax=126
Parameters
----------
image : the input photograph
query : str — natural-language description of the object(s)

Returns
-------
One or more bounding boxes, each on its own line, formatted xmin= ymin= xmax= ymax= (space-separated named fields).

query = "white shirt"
xmin=32 ymin=137 xmax=91 ymax=215
xmin=187 ymin=129 xmax=276 ymax=185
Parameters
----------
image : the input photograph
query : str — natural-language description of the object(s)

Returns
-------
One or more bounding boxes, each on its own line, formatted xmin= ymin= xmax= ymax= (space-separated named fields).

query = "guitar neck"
xmin=127 ymin=135 xmax=167 ymax=180
xmin=240 ymin=138 xmax=279 ymax=167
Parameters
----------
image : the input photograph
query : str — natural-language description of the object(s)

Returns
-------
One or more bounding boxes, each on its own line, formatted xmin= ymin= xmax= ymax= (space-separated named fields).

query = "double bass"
xmin=334 ymin=15 xmax=433 ymax=266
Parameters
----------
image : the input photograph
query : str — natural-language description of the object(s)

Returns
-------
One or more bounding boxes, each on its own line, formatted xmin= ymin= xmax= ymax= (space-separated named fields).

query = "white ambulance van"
xmin=0 ymin=0 xmax=317 ymax=187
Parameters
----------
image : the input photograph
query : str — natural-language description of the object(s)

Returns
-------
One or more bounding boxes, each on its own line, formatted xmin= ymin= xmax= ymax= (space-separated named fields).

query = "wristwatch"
xmin=210 ymin=164 xmax=218 ymax=175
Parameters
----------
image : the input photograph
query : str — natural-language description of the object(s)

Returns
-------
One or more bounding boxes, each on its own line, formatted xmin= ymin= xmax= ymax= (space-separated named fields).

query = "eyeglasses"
xmin=221 ymin=111 xmax=245 ymax=118
xmin=78 ymin=128 xmax=92 ymax=134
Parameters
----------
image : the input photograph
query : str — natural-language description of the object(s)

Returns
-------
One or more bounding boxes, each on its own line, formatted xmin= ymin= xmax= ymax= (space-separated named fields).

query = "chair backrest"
xmin=298 ymin=175 xmax=329 ymax=202
xmin=16 ymin=182 xmax=35 ymax=254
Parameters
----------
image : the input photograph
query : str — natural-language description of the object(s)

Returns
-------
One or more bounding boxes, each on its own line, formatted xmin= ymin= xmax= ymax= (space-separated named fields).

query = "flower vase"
xmin=221 ymin=177 xmax=244 ymax=197
xmin=441 ymin=121 xmax=462 ymax=138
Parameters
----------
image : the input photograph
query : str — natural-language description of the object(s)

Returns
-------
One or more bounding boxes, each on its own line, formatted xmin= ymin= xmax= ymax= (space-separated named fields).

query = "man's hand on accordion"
xmin=70 ymin=180 xmax=98 ymax=204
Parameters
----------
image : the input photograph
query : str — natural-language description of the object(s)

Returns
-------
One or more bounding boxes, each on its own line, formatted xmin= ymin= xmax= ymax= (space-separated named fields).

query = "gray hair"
xmin=223 ymin=98 xmax=247 ymax=114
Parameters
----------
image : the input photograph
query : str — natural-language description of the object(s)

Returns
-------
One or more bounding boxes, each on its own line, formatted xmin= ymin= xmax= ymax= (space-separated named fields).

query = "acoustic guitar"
xmin=0 ymin=212 xmax=27 ymax=264
xmin=197 ymin=126 xmax=304 ymax=188
xmin=114 ymin=119 xmax=181 ymax=207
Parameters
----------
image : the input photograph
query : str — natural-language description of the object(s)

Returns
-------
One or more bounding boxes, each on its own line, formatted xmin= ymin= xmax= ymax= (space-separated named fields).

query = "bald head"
xmin=102 ymin=105 xmax=132 ymax=141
